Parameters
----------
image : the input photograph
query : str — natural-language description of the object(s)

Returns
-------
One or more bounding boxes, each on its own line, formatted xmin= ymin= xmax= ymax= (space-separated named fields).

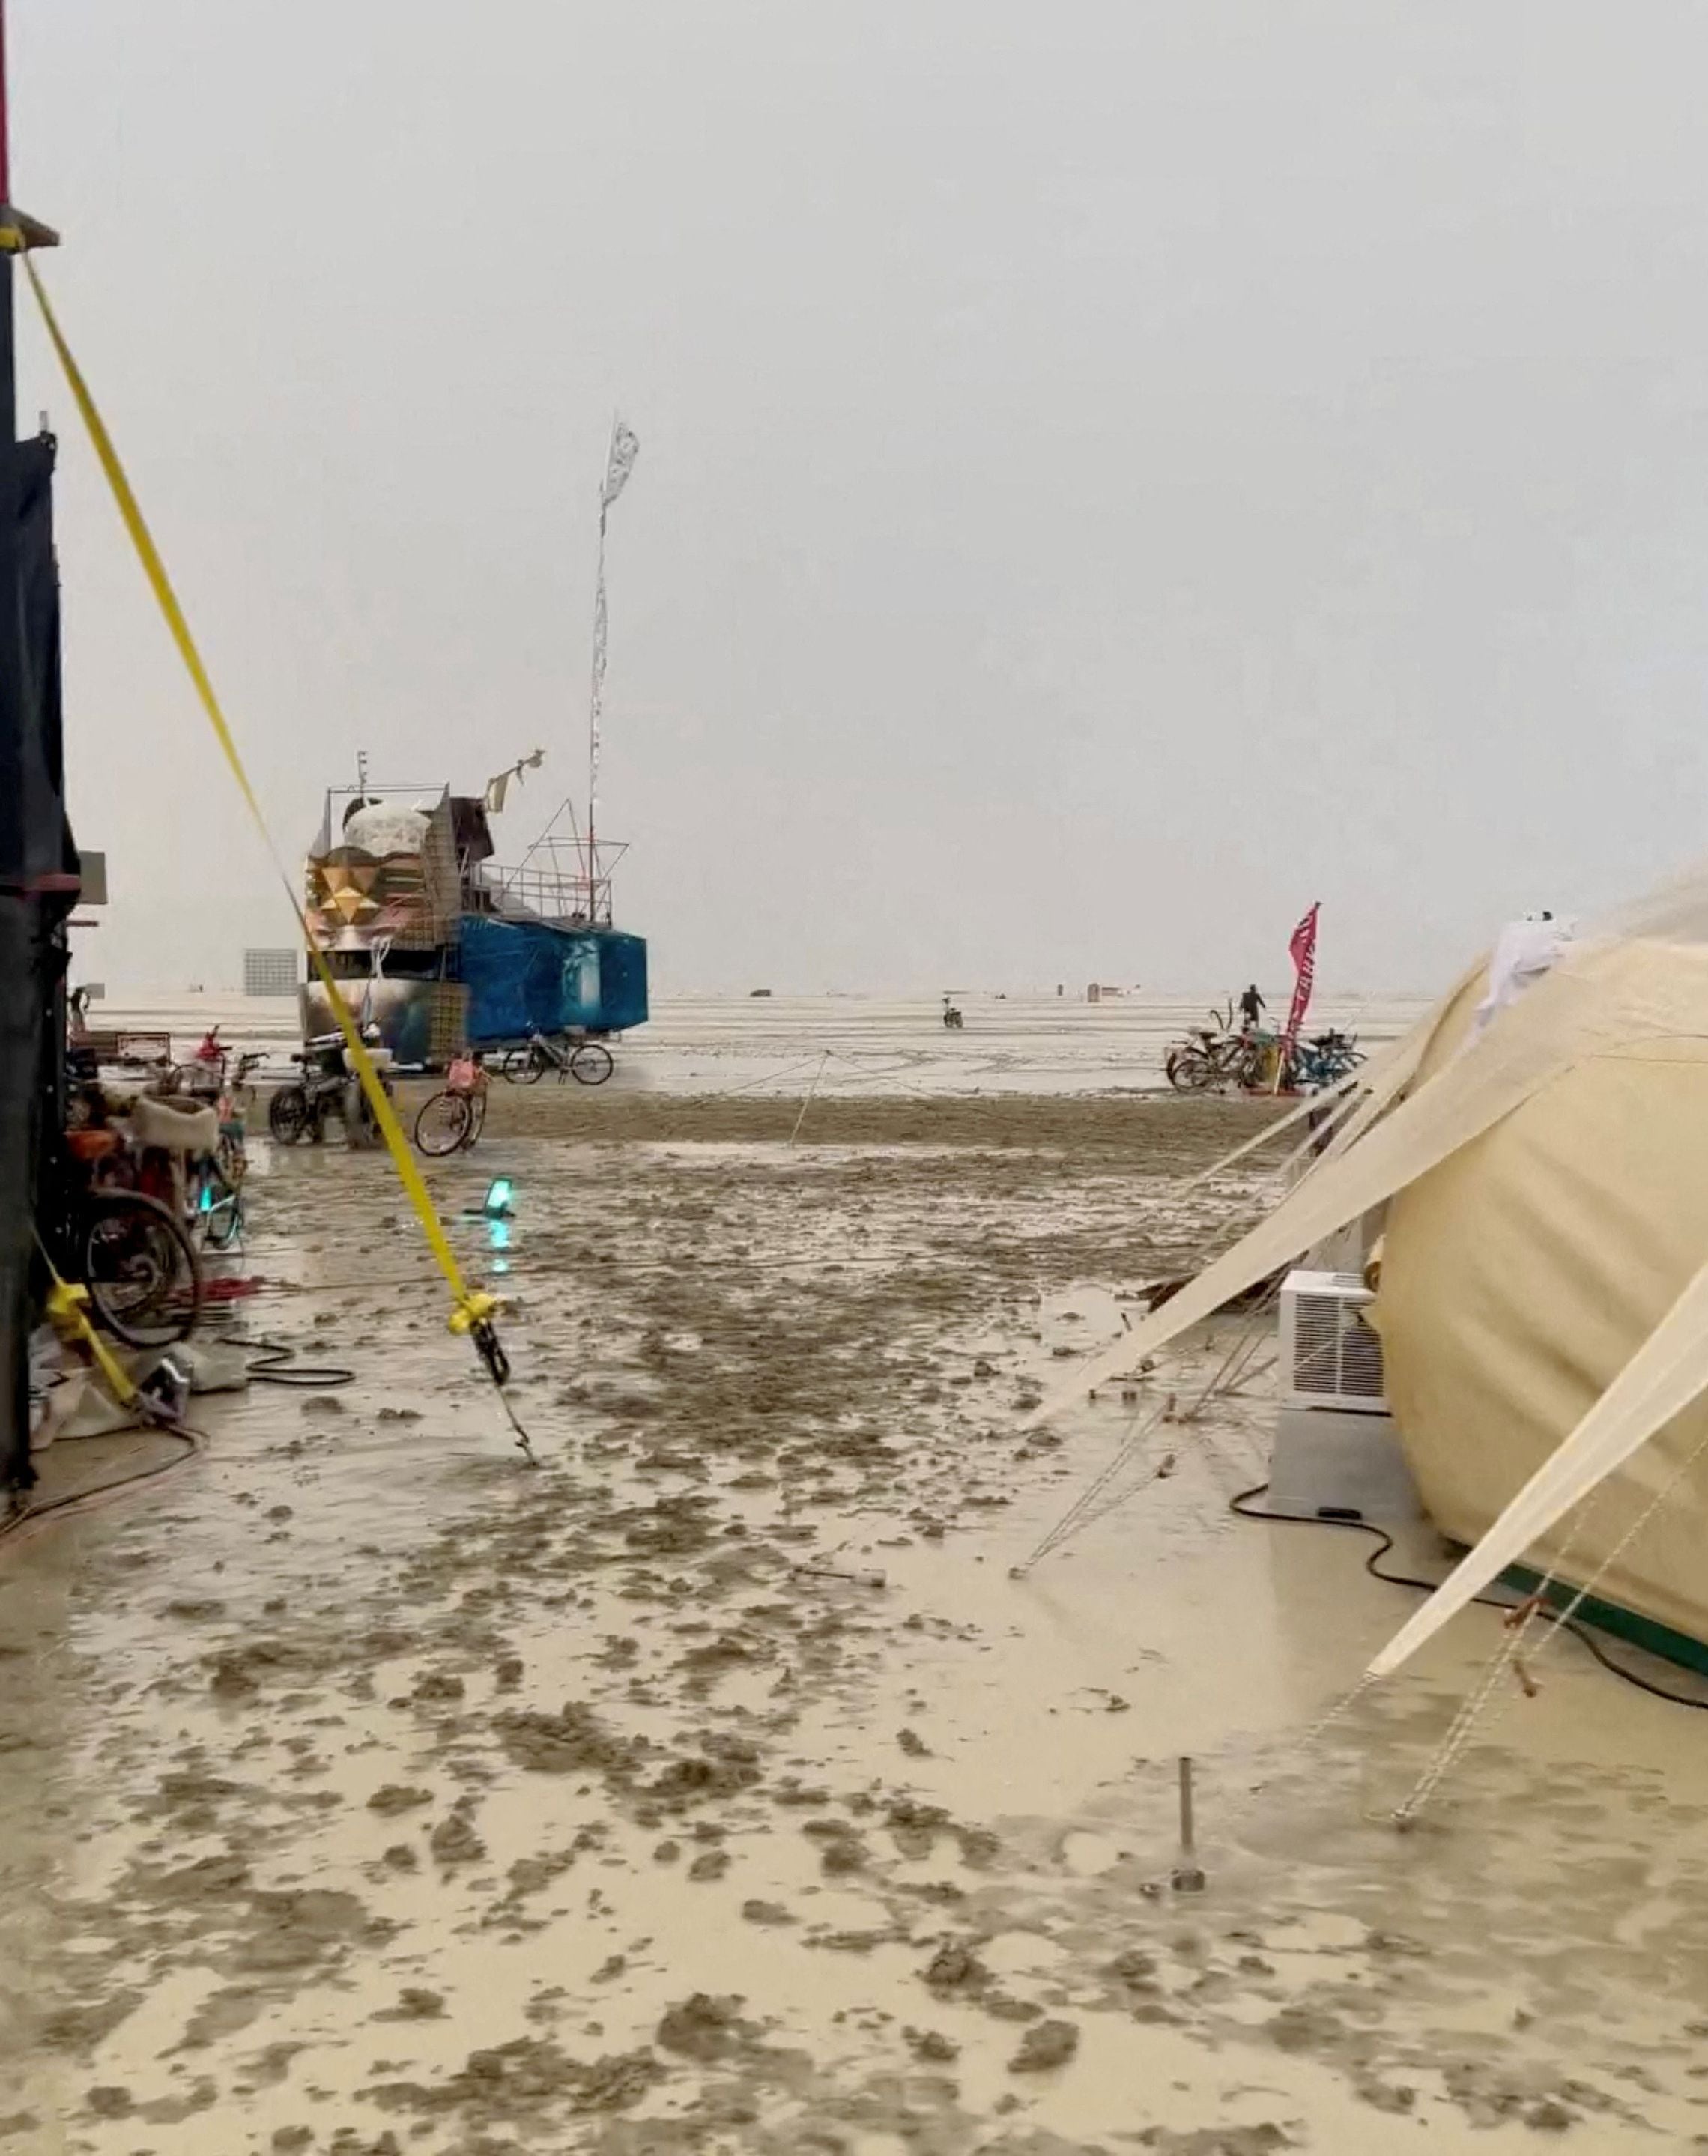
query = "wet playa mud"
xmin=5 ymin=1091 xmax=1708 ymax=2153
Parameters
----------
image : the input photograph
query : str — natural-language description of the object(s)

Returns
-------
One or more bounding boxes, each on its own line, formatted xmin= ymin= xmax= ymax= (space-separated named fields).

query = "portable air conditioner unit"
xmin=1278 ymin=1268 xmax=1387 ymax=1414
xmin=1268 ymin=1268 xmax=1418 ymax=1524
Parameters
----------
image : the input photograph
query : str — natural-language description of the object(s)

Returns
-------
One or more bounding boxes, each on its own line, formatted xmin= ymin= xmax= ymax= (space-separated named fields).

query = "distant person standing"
xmin=1238 ymin=983 xmax=1266 ymax=1032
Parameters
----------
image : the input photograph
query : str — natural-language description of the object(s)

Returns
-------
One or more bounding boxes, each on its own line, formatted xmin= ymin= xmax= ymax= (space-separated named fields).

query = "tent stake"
xmin=1172 ymin=1755 xmax=1206 ymax=1892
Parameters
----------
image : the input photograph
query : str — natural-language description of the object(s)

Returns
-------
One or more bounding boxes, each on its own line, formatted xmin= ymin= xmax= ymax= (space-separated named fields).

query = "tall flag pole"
xmin=586 ymin=416 xmax=639 ymax=920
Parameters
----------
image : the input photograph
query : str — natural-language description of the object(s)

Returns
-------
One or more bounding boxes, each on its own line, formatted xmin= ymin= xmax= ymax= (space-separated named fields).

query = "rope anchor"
xmin=470 ymin=1317 xmax=512 ymax=1390
xmin=453 ymin=1298 xmax=536 ymax=1466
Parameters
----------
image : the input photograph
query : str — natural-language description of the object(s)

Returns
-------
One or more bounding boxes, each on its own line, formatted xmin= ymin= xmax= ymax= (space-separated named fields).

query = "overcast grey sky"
xmin=16 ymin=3 xmax=1708 ymax=994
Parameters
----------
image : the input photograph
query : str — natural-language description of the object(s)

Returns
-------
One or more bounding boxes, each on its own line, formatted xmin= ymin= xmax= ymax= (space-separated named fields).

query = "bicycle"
xmin=169 ymin=1024 xmax=231 ymax=1100
xmin=178 ymin=1050 xmax=265 ymax=1251
xmin=88 ymin=1087 xmax=243 ymax=1259
xmin=187 ymin=1149 xmax=245 ymax=1251
xmin=1165 ymin=1010 xmax=1268 ymax=1093
xmin=215 ymin=1051 xmax=264 ymax=1188
xmin=414 ymin=1053 xmax=490 ymax=1156
xmin=270 ymin=1032 xmax=396 ymax=1146
xmin=55 ymin=1130 xmax=203 ymax=1347
xmin=495 ymin=1032 xmax=615 ymax=1088
xmin=1285 ymin=1029 xmax=1365 ymax=1092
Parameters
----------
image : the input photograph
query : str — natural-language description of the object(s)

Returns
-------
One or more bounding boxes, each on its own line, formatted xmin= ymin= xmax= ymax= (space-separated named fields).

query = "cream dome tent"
xmin=1376 ymin=957 xmax=1708 ymax=1667
xmin=1033 ymin=859 xmax=1708 ymax=1680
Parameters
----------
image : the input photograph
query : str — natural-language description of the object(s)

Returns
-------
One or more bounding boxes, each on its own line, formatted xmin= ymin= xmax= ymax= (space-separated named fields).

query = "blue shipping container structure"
xmin=460 ymin=915 xmax=649 ymax=1047
xmin=300 ymin=784 xmax=649 ymax=1068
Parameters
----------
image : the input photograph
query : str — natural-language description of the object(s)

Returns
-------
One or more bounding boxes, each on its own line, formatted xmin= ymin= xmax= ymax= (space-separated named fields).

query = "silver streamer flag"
xmin=482 ymin=746 xmax=545 ymax=817
xmin=589 ymin=417 xmax=640 ymax=870
xmin=601 ymin=419 xmax=640 ymax=511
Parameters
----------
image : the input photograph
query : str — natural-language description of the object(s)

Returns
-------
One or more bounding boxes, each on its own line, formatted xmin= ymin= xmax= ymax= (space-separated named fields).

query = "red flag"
xmin=1283 ymin=903 xmax=1320 ymax=1048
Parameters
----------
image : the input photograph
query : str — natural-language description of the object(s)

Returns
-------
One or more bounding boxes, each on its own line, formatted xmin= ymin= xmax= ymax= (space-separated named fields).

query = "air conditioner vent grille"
xmin=1291 ymin=1296 xmax=1345 ymax=1395
xmin=1339 ymin=1315 xmax=1385 ymax=1401
xmin=1279 ymin=1269 xmax=1387 ymax=1414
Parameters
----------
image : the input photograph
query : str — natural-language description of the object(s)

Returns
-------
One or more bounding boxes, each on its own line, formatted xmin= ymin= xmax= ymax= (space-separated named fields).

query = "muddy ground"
xmin=5 ymin=1090 xmax=1708 ymax=2154
xmin=469 ymin=1087 xmax=1284 ymax=1153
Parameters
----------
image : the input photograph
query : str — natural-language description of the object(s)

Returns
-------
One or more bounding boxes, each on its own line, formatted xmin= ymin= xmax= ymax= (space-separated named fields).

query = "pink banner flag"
xmin=1282 ymin=902 xmax=1320 ymax=1050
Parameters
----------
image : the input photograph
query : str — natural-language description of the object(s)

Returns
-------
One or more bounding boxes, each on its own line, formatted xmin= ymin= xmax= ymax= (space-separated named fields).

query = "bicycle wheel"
xmin=501 ymin=1044 xmax=548 ymax=1085
xmin=193 ymin=1159 xmax=245 ymax=1250
xmin=1234 ymin=1044 xmax=1271 ymax=1091
xmin=269 ymin=1085 xmax=312 ymax=1145
xmin=464 ymin=1088 xmax=488 ymax=1147
xmin=1166 ymin=1047 xmax=1214 ymax=1093
xmin=79 ymin=1189 xmax=202 ymax=1348
xmin=216 ymin=1128 xmax=248 ymax=1186
xmin=569 ymin=1041 xmax=615 ymax=1087
xmin=414 ymin=1089 xmax=473 ymax=1156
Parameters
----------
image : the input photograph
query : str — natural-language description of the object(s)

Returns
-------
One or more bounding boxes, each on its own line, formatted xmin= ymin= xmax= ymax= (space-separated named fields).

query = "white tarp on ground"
xmin=1369 ymin=1254 xmax=1708 ymax=1674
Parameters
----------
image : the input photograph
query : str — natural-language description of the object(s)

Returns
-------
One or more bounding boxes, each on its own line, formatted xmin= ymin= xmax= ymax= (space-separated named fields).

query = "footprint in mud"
xmin=1008 ymin=2018 xmax=1079 ymax=2072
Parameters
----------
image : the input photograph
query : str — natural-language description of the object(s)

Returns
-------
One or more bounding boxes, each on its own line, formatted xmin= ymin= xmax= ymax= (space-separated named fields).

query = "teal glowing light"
xmin=483 ymin=1178 xmax=514 ymax=1219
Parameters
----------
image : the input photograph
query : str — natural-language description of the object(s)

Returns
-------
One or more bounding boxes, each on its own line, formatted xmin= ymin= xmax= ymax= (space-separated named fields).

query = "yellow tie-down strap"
xmin=44 ymin=1271 xmax=142 ymax=1408
xmin=26 ymin=258 xmax=497 ymax=1349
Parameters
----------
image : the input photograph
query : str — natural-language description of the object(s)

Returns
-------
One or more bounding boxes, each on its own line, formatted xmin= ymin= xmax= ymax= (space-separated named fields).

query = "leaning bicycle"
xmin=495 ymin=1032 xmax=615 ymax=1088
xmin=54 ymin=1131 xmax=203 ymax=1348
xmin=414 ymin=1053 xmax=490 ymax=1156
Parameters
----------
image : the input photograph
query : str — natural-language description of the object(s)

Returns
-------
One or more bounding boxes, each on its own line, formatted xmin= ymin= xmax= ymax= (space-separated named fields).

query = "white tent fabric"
xmin=1368 ymin=1254 xmax=1708 ymax=1674
xmin=1471 ymin=916 xmax=1570 ymax=1039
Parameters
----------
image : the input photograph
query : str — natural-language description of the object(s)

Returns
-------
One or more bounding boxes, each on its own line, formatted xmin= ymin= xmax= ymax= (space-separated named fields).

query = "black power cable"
xmin=1 ymin=1331 xmax=359 ymax=1543
xmin=239 ymin=1339 xmax=356 ymax=1388
xmin=1 ymin=1423 xmax=203 ymax=1543
xmin=1230 ymin=1482 xmax=1708 ymax=1713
